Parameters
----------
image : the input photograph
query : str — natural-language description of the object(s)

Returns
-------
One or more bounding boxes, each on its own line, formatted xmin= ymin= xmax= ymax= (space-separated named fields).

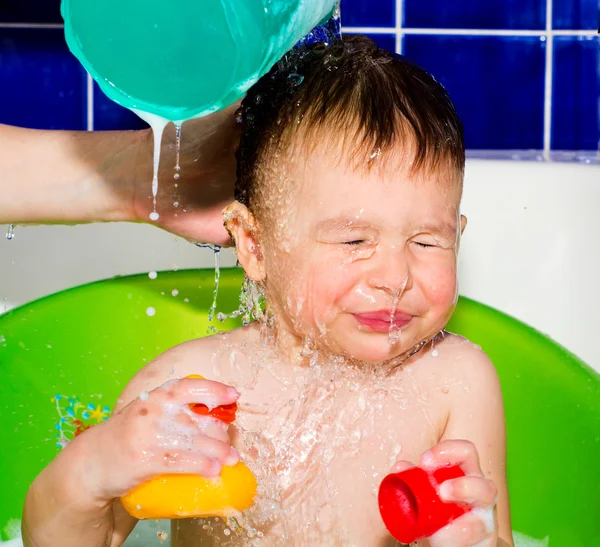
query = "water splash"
xmin=388 ymin=277 xmax=409 ymax=347
xmin=174 ymin=123 xmax=182 ymax=180
xmin=216 ymin=276 xmax=266 ymax=327
xmin=196 ymin=243 xmax=222 ymax=329
xmin=5 ymin=224 xmax=15 ymax=240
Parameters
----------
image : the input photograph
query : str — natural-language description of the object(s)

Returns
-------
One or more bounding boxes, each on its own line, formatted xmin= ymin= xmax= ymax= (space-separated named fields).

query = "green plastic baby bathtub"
xmin=0 ymin=268 xmax=598 ymax=544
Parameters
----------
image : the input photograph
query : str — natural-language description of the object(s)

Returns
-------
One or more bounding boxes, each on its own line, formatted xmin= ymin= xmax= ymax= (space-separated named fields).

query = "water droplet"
xmin=139 ymin=391 xmax=149 ymax=401
xmin=146 ymin=307 xmax=156 ymax=317
xmin=173 ymin=201 xmax=179 ymax=208
xmin=224 ymin=529 xmax=231 ymax=536
xmin=149 ymin=211 xmax=159 ymax=221
xmin=171 ymin=289 xmax=179 ymax=296
xmin=174 ymin=123 xmax=182 ymax=180
xmin=288 ymin=72 xmax=304 ymax=86
xmin=148 ymin=271 xmax=158 ymax=280
xmin=432 ymin=349 xmax=439 ymax=357
xmin=6 ymin=224 xmax=15 ymax=240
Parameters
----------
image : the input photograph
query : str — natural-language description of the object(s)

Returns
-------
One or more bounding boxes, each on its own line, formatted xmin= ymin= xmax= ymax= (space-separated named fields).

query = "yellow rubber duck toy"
xmin=121 ymin=375 xmax=257 ymax=519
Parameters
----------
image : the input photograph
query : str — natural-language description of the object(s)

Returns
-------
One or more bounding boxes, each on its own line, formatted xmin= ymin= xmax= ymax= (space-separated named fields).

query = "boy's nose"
xmin=367 ymin=249 xmax=413 ymax=295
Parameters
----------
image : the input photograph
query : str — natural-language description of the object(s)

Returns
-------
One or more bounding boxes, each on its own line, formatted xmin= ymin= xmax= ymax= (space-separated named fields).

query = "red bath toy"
xmin=378 ymin=464 xmax=470 ymax=544
xmin=189 ymin=401 xmax=238 ymax=424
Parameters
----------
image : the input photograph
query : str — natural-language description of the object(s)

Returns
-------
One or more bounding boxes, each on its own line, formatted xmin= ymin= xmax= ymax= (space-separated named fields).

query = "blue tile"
xmin=552 ymin=36 xmax=599 ymax=150
xmin=404 ymin=0 xmax=545 ymax=30
xmin=340 ymin=0 xmax=395 ymax=28
xmin=404 ymin=35 xmax=545 ymax=149
xmin=553 ymin=0 xmax=598 ymax=29
xmin=93 ymin=83 xmax=149 ymax=131
xmin=0 ymin=0 xmax=62 ymax=23
xmin=0 ymin=28 xmax=87 ymax=130
xmin=345 ymin=32 xmax=396 ymax=53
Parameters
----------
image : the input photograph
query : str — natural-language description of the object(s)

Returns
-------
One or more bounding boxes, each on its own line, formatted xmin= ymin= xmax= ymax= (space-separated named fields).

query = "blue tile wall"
xmin=404 ymin=0 xmax=546 ymax=30
xmin=553 ymin=0 xmax=598 ymax=30
xmin=340 ymin=0 xmax=396 ymax=28
xmin=552 ymin=36 xmax=599 ymax=149
xmin=0 ymin=28 xmax=86 ymax=130
xmin=0 ymin=0 xmax=598 ymax=150
xmin=404 ymin=35 xmax=546 ymax=149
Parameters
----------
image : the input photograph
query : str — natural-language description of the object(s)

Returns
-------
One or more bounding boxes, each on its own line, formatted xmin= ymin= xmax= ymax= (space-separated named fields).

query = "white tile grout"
xmin=552 ymin=29 xmax=599 ymax=36
xmin=543 ymin=0 xmax=554 ymax=157
xmin=343 ymin=26 xmax=597 ymax=36
xmin=395 ymin=0 xmax=404 ymax=55
xmin=86 ymin=73 xmax=94 ymax=131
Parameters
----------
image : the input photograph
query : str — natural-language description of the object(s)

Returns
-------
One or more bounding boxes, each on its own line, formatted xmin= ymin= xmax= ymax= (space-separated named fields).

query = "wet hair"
xmin=235 ymin=34 xmax=464 ymax=211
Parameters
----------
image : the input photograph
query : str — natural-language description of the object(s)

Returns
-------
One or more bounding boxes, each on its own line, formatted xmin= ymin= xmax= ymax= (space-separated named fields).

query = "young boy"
xmin=23 ymin=36 xmax=513 ymax=546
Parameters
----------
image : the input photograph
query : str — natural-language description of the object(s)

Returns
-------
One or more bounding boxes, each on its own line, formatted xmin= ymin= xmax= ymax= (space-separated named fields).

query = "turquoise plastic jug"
xmin=61 ymin=0 xmax=339 ymax=121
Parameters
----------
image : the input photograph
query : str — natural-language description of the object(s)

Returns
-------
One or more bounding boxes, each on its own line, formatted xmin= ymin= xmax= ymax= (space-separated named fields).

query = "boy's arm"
xmin=433 ymin=349 xmax=514 ymax=547
xmin=23 ymin=337 xmax=231 ymax=547
xmin=22 ymin=437 xmax=136 ymax=547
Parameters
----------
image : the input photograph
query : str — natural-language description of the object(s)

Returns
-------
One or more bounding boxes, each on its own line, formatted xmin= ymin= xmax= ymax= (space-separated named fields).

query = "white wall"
xmin=1 ymin=159 xmax=598 ymax=370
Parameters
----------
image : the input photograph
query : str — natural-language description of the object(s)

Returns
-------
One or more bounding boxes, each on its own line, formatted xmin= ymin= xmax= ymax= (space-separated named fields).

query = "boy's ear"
xmin=223 ymin=201 xmax=265 ymax=282
xmin=460 ymin=214 xmax=468 ymax=235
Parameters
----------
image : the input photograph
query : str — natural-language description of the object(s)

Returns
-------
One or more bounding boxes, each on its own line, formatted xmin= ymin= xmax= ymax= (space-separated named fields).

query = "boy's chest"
xmin=218 ymin=377 xmax=441 ymax=545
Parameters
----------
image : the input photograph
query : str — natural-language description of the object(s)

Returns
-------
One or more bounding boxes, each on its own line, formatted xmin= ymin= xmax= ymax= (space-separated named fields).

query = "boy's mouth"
xmin=353 ymin=310 xmax=413 ymax=333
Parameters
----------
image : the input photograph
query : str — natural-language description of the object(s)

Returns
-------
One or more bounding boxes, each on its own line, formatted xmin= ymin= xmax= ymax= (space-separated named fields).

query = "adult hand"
xmin=132 ymin=103 xmax=241 ymax=245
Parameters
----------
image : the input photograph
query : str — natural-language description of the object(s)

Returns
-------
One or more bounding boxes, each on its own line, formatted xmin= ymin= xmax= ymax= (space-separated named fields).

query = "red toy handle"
xmin=189 ymin=402 xmax=238 ymax=424
xmin=378 ymin=464 xmax=470 ymax=544
xmin=184 ymin=374 xmax=238 ymax=424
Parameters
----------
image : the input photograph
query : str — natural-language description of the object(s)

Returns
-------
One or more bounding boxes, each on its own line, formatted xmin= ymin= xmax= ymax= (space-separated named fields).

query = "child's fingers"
xmin=390 ymin=460 xmax=415 ymax=474
xmin=192 ymin=436 xmax=240 ymax=466
xmin=187 ymin=413 xmax=231 ymax=443
xmin=155 ymin=426 xmax=238 ymax=466
xmin=439 ymin=476 xmax=498 ymax=508
xmin=421 ymin=439 xmax=483 ymax=476
xmin=154 ymin=377 xmax=240 ymax=407
xmin=152 ymin=448 xmax=224 ymax=479
xmin=428 ymin=510 xmax=495 ymax=547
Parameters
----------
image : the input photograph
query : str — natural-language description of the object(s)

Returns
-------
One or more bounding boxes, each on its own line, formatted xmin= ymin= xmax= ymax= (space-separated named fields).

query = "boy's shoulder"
xmin=115 ymin=324 xmax=259 ymax=410
xmin=400 ymin=332 xmax=502 ymax=403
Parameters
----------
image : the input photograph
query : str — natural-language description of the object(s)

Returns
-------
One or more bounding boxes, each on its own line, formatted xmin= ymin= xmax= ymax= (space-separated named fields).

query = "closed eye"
xmin=414 ymin=241 xmax=436 ymax=248
xmin=343 ymin=240 xmax=367 ymax=246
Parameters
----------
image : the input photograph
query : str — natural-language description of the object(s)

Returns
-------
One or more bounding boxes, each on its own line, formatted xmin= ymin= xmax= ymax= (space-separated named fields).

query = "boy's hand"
xmin=392 ymin=440 xmax=498 ymax=547
xmin=70 ymin=376 xmax=241 ymax=502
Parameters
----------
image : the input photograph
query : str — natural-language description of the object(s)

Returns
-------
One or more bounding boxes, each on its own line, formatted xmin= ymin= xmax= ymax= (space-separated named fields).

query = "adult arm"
xmin=0 ymin=103 xmax=240 ymax=245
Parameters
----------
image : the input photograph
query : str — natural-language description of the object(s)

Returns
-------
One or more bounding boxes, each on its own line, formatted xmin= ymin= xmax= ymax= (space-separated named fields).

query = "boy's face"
xmin=253 ymin=142 xmax=464 ymax=363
